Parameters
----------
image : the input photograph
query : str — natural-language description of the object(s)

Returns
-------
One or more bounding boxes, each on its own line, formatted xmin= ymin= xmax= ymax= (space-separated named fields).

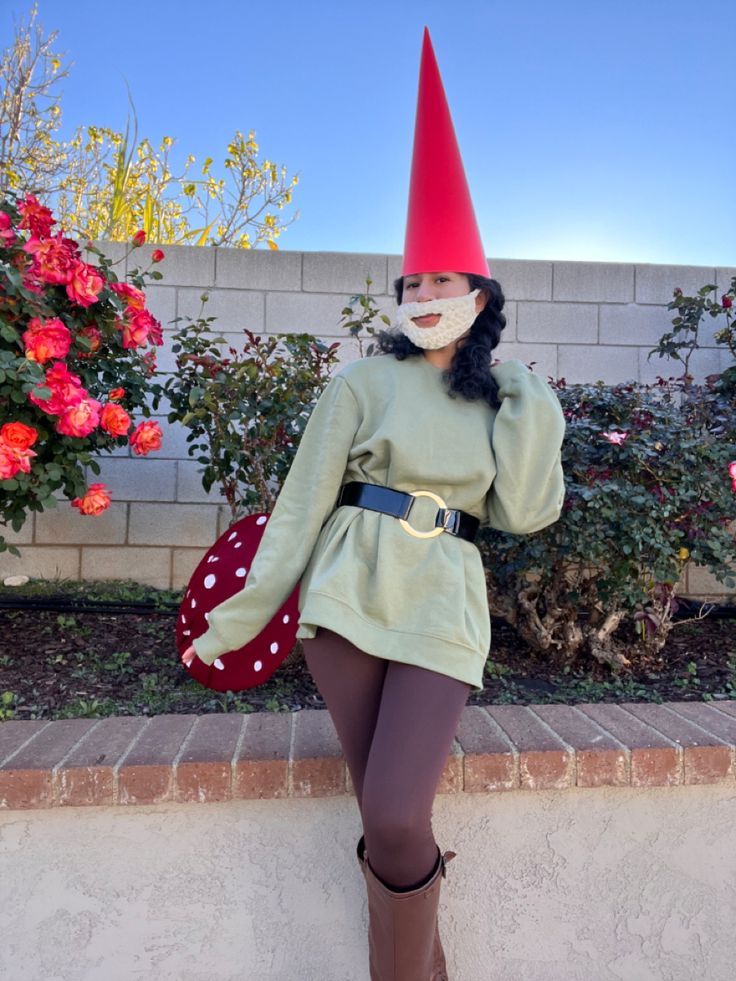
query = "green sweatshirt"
xmin=191 ymin=354 xmax=566 ymax=691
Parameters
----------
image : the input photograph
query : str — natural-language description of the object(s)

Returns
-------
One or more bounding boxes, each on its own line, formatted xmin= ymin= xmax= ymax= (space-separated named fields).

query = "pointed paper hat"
xmin=402 ymin=27 xmax=490 ymax=279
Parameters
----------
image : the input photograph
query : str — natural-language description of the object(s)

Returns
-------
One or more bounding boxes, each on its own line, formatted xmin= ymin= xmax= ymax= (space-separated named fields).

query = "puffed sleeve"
xmin=192 ymin=373 xmax=362 ymax=665
xmin=483 ymin=359 xmax=566 ymax=535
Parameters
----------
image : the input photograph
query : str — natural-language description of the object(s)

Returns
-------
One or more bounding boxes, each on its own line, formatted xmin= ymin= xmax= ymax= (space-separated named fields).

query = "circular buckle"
xmin=398 ymin=490 xmax=447 ymax=539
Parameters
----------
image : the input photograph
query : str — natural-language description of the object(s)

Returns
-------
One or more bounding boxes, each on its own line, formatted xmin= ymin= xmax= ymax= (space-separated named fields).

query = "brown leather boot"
xmin=356 ymin=835 xmax=456 ymax=980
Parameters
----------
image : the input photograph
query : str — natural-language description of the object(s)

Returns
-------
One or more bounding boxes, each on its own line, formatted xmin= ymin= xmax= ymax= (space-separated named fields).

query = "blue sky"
xmin=2 ymin=0 xmax=734 ymax=266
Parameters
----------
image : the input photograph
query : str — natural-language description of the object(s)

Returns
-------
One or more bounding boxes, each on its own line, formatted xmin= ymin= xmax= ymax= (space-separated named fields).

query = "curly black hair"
xmin=376 ymin=273 xmax=507 ymax=410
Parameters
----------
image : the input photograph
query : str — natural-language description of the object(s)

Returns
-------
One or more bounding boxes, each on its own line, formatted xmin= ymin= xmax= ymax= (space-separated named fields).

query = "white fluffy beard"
xmin=394 ymin=290 xmax=481 ymax=350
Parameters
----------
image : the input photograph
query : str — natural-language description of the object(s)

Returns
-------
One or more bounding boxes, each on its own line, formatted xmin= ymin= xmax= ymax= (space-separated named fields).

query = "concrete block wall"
xmin=1 ymin=246 xmax=734 ymax=599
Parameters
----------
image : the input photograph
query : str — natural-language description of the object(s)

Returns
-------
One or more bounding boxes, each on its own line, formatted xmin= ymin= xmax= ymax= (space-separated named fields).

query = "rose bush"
xmin=148 ymin=298 xmax=340 ymax=520
xmin=0 ymin=192 xmax=165 ymax=556
xmin=478 ymin=372 xmax=735 ymax=672
xmin=648 ymin=275 xmax=736 ymax=395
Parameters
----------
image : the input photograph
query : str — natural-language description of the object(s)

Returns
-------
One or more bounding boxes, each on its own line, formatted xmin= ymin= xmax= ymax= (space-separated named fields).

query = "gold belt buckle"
xmin=398 ymin=490 xmax=447 ymax=539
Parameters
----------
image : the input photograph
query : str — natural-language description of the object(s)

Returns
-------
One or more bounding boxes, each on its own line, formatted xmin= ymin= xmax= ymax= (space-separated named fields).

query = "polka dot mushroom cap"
xmin=176 ymin=513 xmax=300 ymax=692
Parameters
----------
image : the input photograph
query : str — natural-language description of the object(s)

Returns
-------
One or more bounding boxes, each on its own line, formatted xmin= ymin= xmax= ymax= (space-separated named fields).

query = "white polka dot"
xmin=256 ymin=516 xmax=267 ymax=525
xmin=253 ymin=660 xmax=263 ymax=671
xmin=191 ymin=598 xmax=197 ymax=608
xmin=282 ymin=614 xmax=290 ymax=624
xmin=186 ymin=589 xmax=190 ymax=598
xmin=204 ymin=612 xmax=210 ymax=621
xmin=207 ymin=555 xmax=219 ymax=563
xmin=227 ymin=532 xmax=237 ymax=541
xmin=214 ymin=658 xmax=225 ymax=670
xmin=204 ymin=574 xmax=216 ymax=589
xmin=235 ymin=567 xmax=247 ymax=578
xmin=270 ymin=642 xmax=279 ymax=654
xmin=183 ymin=629 xmax=191 ymax=636
xmin=181 ymin=614 xmax=187 ymax=624
xmin=233 ymin=541 xmax=242 ymax=549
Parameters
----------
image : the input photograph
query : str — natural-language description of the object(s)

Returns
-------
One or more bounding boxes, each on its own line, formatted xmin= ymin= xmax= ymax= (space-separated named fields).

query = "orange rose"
xmin=56 ymin=397 xmax=102 ymax=437
xmin=100 ymin=402 xmax=132 ymax=436
xmin=22 ymin=316 xmax=72 ymax=364
xmin=108 ymin=387 xmax=125 ymax=401
xmin=0 ymin=421 xmax=39 ymax=450
xmin=109 ymin=282 xmax=146 ymax=310
xmin=130 ymin=419 xmax=163 ymax=456
xmin=65 ymin=260 xmax=104 ymax=308
xmin=71 ymin=482 xmax=111 ymax=516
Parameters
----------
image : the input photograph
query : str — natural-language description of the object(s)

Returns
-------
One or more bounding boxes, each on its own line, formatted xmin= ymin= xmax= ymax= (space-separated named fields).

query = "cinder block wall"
xmin=2 ymin=245 xmax=734 ymax=600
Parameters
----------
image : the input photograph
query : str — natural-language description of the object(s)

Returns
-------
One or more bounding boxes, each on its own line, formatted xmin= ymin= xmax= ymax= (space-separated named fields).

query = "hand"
xmin=181 ymin=644 xmax=198 ymax=668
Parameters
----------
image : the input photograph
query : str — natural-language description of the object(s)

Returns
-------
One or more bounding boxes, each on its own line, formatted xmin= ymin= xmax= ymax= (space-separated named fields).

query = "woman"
xmin=181 ymin=29 xmax=566 ymax=981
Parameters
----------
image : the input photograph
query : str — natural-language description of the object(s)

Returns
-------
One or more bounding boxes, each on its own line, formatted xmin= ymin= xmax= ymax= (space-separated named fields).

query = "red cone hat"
xmin=402 ymin=27 xmax=490 ymax=279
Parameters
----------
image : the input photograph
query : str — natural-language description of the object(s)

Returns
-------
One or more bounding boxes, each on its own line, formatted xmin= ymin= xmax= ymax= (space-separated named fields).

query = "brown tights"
xmin=301 ymin=627 xmax=471 ymax=890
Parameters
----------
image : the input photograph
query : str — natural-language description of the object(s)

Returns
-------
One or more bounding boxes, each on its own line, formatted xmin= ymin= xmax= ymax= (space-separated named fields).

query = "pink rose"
xmin=0 ymin=442 xmax=37 ymax=480
xmin=28 ymin=361 xmax=86 ymax=416
xmin=23 ymin=234 xmax=79 ymax=285
xmin=22 ymin=316 xmax=72 ymax=364
xmin=17 ymin=194 xmax=55 ymax=239
xmin=71 ymin=482 xmax=111 ymax=515
xmin=66 ymin=260 xmax=105 ymax=307
xmin=118 ymin=308 xmax=162 ymax=349
xmin=722 ymin=295 xmax=733 ymax=310
xmin=141 ymin=350 xmax=157 ymax=377
xmin=131 ymin=308 xmax=163 ymax=346
xmin=130 ymin=419 xmax=163 ymax=456
xmin=0 ymin=211 xmax=16 ymax=246
xmin=602 ymin=431 xmax=629 ymax=445
xmin=55 ymin=396 xmax=102 ymax=437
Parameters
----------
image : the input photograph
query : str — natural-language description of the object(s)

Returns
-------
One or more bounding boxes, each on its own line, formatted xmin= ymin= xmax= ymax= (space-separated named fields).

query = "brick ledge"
xmin=0 ymin=701 xmax=734 ymax=810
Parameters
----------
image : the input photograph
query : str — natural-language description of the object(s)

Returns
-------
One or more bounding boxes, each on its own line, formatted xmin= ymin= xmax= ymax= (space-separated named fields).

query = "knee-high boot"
xmin=356 ymin=835 xmax=456 ymax=981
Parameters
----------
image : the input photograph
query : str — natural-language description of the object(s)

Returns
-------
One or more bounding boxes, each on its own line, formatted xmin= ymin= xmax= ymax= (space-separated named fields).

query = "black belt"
xmin=336 ymin=481 xmax=480 ymax=544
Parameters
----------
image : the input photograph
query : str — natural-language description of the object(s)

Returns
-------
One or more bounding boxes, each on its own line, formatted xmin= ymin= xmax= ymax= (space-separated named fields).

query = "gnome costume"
xmin=190 ymin=27 xmax=566 ymax=981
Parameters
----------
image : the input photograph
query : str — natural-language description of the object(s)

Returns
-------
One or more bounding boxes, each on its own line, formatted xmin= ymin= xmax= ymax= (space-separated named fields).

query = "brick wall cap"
xmin=0 ymin=701 xmax=734 ymax=809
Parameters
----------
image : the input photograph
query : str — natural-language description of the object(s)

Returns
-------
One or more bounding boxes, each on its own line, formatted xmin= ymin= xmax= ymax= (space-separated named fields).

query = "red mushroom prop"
xmin=176 ymin=513 xmax=300 ymax=692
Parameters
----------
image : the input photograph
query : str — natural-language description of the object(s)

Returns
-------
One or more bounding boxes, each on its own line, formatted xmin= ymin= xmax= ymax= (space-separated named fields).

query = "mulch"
xmin=1 ymin=604 xmax=734 ymax=720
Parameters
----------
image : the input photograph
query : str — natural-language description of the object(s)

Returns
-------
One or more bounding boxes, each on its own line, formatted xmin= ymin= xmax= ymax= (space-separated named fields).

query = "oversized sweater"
xmin=191 ymin=354 xmax=566 ymax=691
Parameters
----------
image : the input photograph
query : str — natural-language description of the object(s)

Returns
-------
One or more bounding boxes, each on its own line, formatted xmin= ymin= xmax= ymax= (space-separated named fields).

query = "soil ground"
xmin=0 ymin=579 xmax=734 ymax=720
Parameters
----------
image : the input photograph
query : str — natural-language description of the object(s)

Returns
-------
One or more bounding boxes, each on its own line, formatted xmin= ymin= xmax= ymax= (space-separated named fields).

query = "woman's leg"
xmin=301 ymin=627 xmax=388 ymax=811
xmin=360 ymin=660 xmax=471 ymax=889
xmin=303 ymin=627 xmax=472 ymax=887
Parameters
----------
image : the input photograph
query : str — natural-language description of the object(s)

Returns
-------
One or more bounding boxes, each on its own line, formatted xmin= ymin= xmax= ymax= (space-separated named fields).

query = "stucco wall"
xmin=1 ymin=246 xmax=734 ymax=599
xmin=1 ymin=783 xmax=735 ymax=980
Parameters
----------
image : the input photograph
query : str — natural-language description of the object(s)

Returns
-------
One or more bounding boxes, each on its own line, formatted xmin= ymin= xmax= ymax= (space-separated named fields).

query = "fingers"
xmin=181 ymin=644 xmax=197 ymax=668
